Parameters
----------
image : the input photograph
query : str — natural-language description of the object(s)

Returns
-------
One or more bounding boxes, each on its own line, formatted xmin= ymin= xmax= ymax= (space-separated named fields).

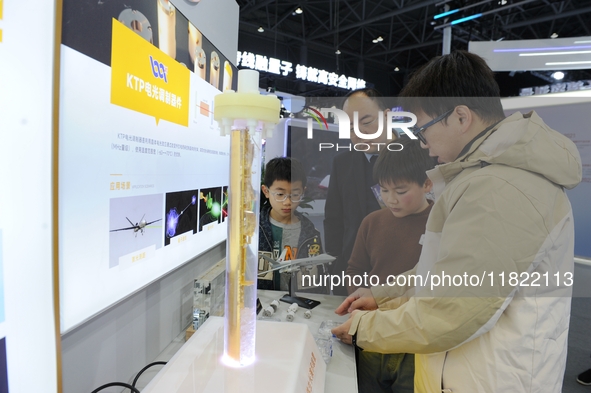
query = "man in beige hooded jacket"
xmin=332 ymin=51 xmax=582 ymax=392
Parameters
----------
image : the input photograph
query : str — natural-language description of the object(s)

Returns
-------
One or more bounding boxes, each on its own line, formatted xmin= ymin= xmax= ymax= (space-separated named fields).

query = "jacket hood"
xmin=433 ymin=111 xmax=582 ymax=190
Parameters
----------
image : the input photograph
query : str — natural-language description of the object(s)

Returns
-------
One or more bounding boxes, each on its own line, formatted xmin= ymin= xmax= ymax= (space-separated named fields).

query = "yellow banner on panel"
xmin=111 ymin=18 xmax=189 ymax=126
xmin=0 ymin=0 xmax=3 ymax=42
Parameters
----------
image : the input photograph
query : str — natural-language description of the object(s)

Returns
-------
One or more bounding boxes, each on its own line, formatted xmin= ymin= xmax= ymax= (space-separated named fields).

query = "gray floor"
xmin=565 ymin=297 xmax=591 ymax=392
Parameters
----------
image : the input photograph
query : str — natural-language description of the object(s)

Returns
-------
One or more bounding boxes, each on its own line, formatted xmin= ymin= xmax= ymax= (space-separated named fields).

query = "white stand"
xmin=142 ymin=317 xmax=327 ymax=393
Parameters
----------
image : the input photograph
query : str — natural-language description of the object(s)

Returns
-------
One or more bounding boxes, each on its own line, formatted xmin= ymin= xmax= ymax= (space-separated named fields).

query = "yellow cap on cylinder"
xmin=214 ymin=70 xmax=280 ymax=137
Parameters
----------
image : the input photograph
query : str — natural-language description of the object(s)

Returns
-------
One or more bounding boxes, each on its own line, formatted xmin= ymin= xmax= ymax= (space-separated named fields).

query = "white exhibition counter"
xmin=142 ymin=290 xmax=358 ymax=393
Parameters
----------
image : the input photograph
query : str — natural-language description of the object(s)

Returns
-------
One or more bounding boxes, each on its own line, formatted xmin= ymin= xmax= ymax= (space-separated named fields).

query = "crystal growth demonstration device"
xmin=214 ymin=69 xmax=279 ymax=367
xmin=141 ymin=72 xmax=328 ymax=391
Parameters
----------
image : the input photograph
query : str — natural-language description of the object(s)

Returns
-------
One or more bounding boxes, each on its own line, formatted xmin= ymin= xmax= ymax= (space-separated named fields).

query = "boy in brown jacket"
xmin=346 ymin=137 xmax=434 ymax=393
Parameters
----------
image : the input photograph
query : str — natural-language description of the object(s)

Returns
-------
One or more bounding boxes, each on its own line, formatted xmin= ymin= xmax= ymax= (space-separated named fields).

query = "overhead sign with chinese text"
xmin=237 ymin=50 xmax=366 ymax=90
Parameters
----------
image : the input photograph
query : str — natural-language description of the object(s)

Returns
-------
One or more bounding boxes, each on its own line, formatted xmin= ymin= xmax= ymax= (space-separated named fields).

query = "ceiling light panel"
xmin=469 ymin=36 xmax=591 ymax=71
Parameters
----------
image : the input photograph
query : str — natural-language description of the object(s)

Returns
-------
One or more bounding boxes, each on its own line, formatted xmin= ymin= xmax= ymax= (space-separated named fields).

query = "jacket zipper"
xmin=441 ymin=352 xmax=452 ymax=392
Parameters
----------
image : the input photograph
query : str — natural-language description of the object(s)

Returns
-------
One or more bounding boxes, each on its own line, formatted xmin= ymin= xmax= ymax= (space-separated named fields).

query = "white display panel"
xmin=0 ymin=0 xmax=59 ymax=391
xmin=469 ymin=36 xmax=591 ymax=72
xmin=59 ymin=6 xmax=234 ymax=332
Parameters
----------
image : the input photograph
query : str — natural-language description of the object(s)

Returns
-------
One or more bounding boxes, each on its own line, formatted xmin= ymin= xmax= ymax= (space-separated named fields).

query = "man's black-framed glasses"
xmin=411 ymin=108 xmax=454 ymax=145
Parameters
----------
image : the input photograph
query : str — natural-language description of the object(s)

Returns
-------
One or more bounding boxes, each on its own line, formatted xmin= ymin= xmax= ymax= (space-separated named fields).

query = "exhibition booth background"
xmin=58 ymin=0 xmax=241 ymax=392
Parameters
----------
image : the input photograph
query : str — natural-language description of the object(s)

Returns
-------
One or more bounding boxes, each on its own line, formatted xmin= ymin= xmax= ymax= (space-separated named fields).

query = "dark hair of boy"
xmin=342 ymin=87 xmax=391 ymax=112
xmin=373 ymin=137 xmax=434 ymax=186
xmin=398 ymin=50 xmax=505 ymax=124
xmin=263 ymin=157 xmax=308 ymax=188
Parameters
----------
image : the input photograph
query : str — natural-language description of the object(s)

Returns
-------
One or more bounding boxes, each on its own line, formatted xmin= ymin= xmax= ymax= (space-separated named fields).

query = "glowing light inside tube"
xmin=222 ymin=354 xmax=256 ymax=368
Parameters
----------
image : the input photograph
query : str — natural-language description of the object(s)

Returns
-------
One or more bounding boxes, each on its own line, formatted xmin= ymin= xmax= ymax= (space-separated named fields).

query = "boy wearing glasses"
xmin=332 ymin=51 xmax=582 ymax=392
xmin=257 ymin=157 xmax=324 ymax=292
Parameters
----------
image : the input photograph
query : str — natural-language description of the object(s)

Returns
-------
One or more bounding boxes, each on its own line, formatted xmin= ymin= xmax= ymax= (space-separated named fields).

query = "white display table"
xmin=142 ymin=291 xmax=357 ymax=393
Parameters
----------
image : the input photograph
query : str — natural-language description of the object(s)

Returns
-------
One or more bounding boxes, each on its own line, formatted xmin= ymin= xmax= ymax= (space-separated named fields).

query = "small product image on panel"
xmin=222 ymin=60 xmax=233 ymax=92
xmin=188 ymin=22 xmax=202 ymax=66
xmin=118 ymin=9 xmax=153 ymax=44
xmin=209 ymin=51 xmax=220 ymax=89
xmin=221 ymin=186 xmax=228 ymax=222
xmin=194 ymin=48 xmax=207 ymax=79
xmin=109 ymin=194 xmax=164 ymax=268
xmin=164 ymin=190 xmax=199 ymax=245
xmin=199 ymin=187 xmax=223 ymax=231
xmin=157 ymin=0 xmax=177 ymax=59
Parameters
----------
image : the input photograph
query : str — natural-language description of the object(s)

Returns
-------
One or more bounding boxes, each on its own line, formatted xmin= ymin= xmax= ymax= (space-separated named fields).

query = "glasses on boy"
xmin=411 ymin=108 xmax=454 ymax=145
xmin=268 ymin=190 xmax=304 ymax=203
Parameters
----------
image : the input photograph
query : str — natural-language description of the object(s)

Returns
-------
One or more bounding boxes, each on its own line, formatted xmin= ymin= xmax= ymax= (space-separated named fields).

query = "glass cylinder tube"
xmin=223 ymin=126 xmax=262 ymax=366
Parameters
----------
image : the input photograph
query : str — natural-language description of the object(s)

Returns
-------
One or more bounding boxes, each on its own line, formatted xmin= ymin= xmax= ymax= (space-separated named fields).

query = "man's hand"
xmin=331 ymin=310 xmax=358 ymax=345
xmin=335 ymin=287 xmax=377 ymax=316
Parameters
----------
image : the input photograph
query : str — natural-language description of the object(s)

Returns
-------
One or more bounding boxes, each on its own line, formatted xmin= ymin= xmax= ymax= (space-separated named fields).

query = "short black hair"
xmin=398 ymin=50 xmax=505 ymax=124
xmin=263 ymin=157 xmax=307 ymax=188
xmin=342 ymin=87 xmax=391 ymax=111
xmin=374 ymin=137 xmax=434 ymax=186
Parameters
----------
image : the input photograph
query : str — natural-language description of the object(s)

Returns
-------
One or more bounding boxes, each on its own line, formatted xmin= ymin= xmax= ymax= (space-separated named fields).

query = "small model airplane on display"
xmin=258 ymin=250 xmax=335 ymax=274
xmin=110 ymin=214 xmax=162 ymax=237
xmin=258 ymin=249 xmax=335 ymax=310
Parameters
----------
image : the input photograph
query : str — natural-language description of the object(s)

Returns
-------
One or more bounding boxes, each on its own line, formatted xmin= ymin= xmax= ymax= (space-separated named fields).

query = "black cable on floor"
xmin=131 ymin=361 xmax=167 ymax=389
xmin=90 ymin=381 xmax=140 ymax=393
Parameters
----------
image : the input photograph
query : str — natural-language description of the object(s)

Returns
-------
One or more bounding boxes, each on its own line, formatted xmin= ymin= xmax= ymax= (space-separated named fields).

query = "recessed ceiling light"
xmin=394 ymin=67 xmax=400 ymax=71
xmin=295 ymin=7 xmax=303 ymax=14
xmin=552 ymin=71 xmax=565 ymax=80
xmin=257 ymin=26 xmax=264 ymax=33
xmin=551 ymin=33 xmax=559 ymax=39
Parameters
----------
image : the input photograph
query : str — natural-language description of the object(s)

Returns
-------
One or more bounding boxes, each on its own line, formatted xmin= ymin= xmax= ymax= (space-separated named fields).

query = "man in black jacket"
xmin=324 ymin=88 xmax=396 ymax=295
